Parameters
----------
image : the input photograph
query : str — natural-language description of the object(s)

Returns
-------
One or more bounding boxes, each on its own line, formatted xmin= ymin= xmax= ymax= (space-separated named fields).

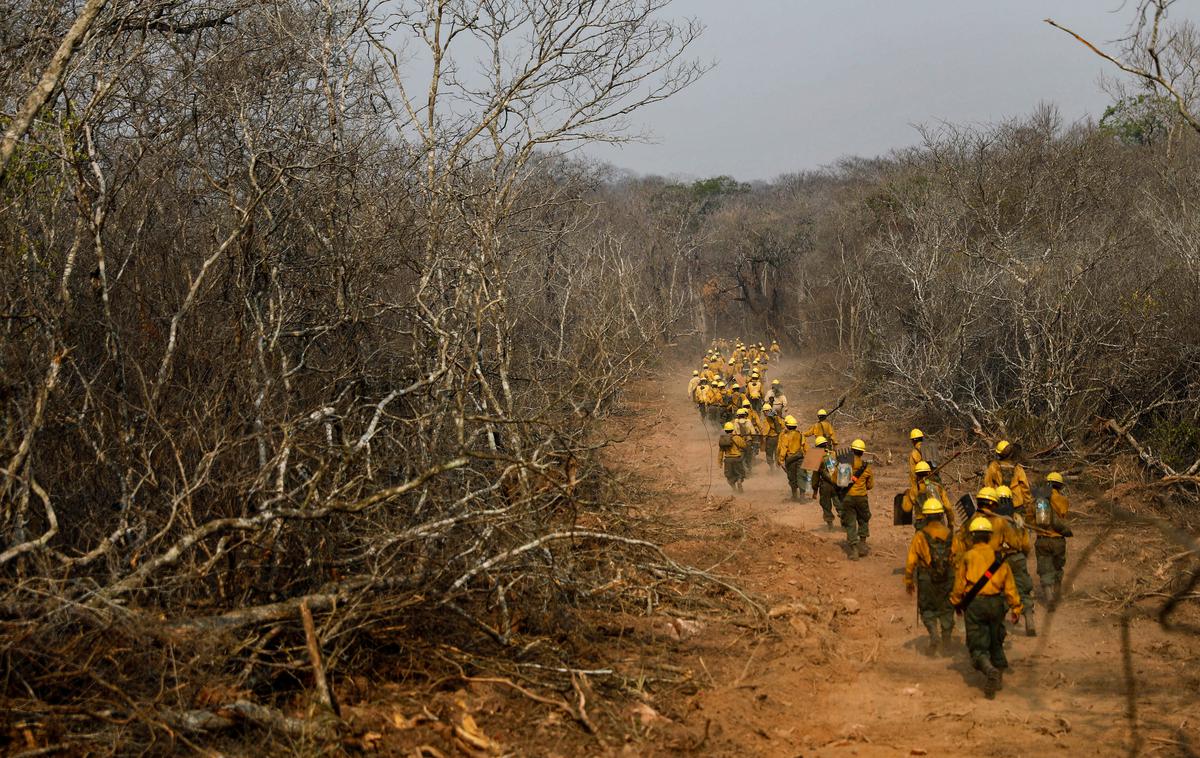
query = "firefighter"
xmin=777 ymin=415 xmax=807 ymax=501
xmin=687 ymin=370 xmax=701 ymax=403
xmin=770 ymin=340 xmax=781 ymax=359
xmin=717 ymin=422 xmax=747 ymax=493
xmin=908 ymin=429 xmax=925 ymax=487
xmin=1035 ymin=472 xmax=1072 ymax=607
xmin=708 ymin=381 xmax=727 ymax=426
xmin=983 ymin=485 xmax=1037 ymax=637
xmin=759 ymin=404 xmax=781 ymax=470
xmin=905 ymin=497 xmax=958 ymax=655
xmin=901 ymin=462 xmax=951 ymax=531
xmin=840 ymin=439 xmax=873 ymax=559
xmin=951 ymin=515 xmax=1023 ymax=699
xmin=693 ymin=378 xmax=710 ymax=423
xmin=733 ymin=406 xmax=758 ymax=476
xmin=984 ymin=440 xmax=1033 ymax=518
xmin=745 ymin=372 xmax=765 ymax=412
xmin=765 ymin=379 xmax=787 ymax=415
xmin=811 ymin=436 xmax=838 ymax=529
xmin=803 ymin=409 xmax=837 ymax=447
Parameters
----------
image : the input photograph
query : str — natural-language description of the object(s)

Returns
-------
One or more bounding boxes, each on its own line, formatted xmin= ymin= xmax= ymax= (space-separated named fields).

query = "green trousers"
xmin=964 ymin=594 xmax=1008 ymax=669
xmin=723 ymin=457 xmax=744 ymax=487
xmin=840 ymin=495 xmax=870 ymax=546
xmin=817 ymin=482 xmax=838 ymax=523
xmin=917 ymin=569 xmax=954 ymax=636
xmin=784 ymin=461 xmax=807 ymax=493
xmin=1036 ymin=536 xmax=1067 ymax=587
xmin=763 ymin=436 xmax=778 ymax=467
xmin=1006 ymin=553 xmax=1034 ymax=612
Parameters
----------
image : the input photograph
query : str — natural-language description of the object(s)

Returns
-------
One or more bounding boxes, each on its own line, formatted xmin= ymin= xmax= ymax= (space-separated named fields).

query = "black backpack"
xmin=927 ymin=534 xmax=952 ymax=583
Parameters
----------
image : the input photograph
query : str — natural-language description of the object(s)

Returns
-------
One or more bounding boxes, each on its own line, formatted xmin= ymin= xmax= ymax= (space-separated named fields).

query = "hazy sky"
xmin=585 ymin=0 xmax=1182 ymax=180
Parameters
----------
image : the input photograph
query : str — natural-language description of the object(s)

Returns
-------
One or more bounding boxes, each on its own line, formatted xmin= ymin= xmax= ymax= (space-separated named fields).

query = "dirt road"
xmin=621 ymin=358 xmax=1199 ymax=757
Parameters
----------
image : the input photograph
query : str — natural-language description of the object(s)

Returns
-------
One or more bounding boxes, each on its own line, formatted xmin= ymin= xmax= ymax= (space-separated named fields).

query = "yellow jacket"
xmin=904 ymin=521 xmax=955 ymax=591
xmin=985 ymin=512 xmax=1031 ymax=556
xmin=803 ymin=420 xmax=836 ymax=446
xmin=777 ymin=429 xmax=805 ymax=465
xmin=901 ymin=479 xmax=952 ymax=524
xmin=950 ymin=542 xmax=1023 ymax=613
xmin=908 ymin=445 xmax=923 ymax=486
xmin=759 ymin=413 xmax=780 ymax=437
xmin=746 ymin=379 xmax=763 ymax=399
xmin=733 ymin=417 xmax=757 ymax=438
xmin=1040 ymin=490 xmax=1070 ymax=538
xmin=718 ymin=433 xmax=747 ymax=463
xmin=687 ymin=376 xmax=701 ymax=401
xmin=846 ymin=456 xmax=873 ymax=497
xmin=984 ymin=461 xmax=1032 ymax=515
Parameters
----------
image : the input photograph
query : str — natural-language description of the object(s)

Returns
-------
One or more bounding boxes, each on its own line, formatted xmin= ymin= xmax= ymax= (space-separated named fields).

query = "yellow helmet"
xmin=814 ymin=435 xmax=829 ymax=448
xmin=968 ymin=515 xmax=994 ymax=533
xmin=784 ymin=415 xmax=798 ymax=427
xmin=771 ymin=379 xmax=780 ymax=385
xmin=692 ymin=370 xmax=699 ymax=376
xmin=976 ymin=486 xmax=997 ymax=502
xmin=717 ymin=381 xmax=726 ymax=388
xmin=751 ymin=372 xmax=760 ymax=379
xmin=914 ymin=461 xmax=932 ymax=475
xmin=1047 ymin=472 xmax=1064 ymax=485
xmin=742 ymin=400 xmax=752 ymax=407
xmin=817 ymin=409 xmax=829 ymax=418
xmin=995 ymin=485 xmax=1014 ymax=499
xmin=921 ymin=497 xmax=944 ymax=515
xmin=909 ymin=428 xmax=924 ymax=441
xmin=851 ymin=439 xmax=866 ymax=453
xmin=995 ymin=440 xmax=1010 ymax=455
xmin=737 ymin=408 xmax=749 ymax=417
xmin=723 ymin=422 xmax=734 ymax=432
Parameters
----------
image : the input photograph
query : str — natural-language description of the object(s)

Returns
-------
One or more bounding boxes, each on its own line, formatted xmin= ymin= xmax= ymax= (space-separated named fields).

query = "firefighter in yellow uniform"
xmin=777 ymin=415 xmax=807 ymax=501
xmin=840 ymin=439 xmax=873 ymax=559
xmin=984 ymin=441 xmax=1033 ymax=518
xmin=759 ymin=404 xmax=781 ymax=470
xmin=950 ymin=515 xmax=1023 ymax=699
xmin=745 ymin=372 xmax=765 ymax=412
xmin=803 ymin=410 xmax=836 ymax=448
xmin=687 ymin=370 xmax=701 ymax=403
xmin=811 ymin=436 xmax=838 ymax=529
xmin=905 ymin=497 xmax=959 ymax=655
xmin=717 ymin=422 xmax=747 ymax=493
xmin=770 ymin=340 xmax=781 ymax=359
xmin=1035 ymin=472 xmax=1072 ymax=606
xmin=907 ymin=429 xmax=925 ymax=487
xmin=984 ymin=485 xmax=1037 ymax=637
xmin=901 ymin=461 xmax=951 ymax=531
xmin=733 ymin=407 xmax=758 ymax=476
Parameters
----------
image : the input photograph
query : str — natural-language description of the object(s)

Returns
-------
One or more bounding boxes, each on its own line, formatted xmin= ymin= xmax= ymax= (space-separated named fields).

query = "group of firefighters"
xmin=688 ymin=339 xmax=1074 ymax=699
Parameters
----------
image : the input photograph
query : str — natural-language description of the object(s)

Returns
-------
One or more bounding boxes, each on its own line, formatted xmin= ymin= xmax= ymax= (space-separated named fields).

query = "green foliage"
xmin=1099 ymin=94 xmax=1172 ymax=146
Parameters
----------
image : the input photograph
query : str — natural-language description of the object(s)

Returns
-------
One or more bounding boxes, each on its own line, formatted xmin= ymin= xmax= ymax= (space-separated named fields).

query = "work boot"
xmin=824 ymin=517 xmax=834 ymax=531
xmin=1024 ymin=610 xmax=1037 ymax=637
xmin=857 ymin=542 xmax=870 ymax=557
xmin=847 ymin=548 xmax=859 ymax=562
xmin=980 ymin=661 xmax=1001 ymax=699
xmin=1054 ymin=579 xmax=1064 ymax=606
xmin=736 ymin=481 xmax=744 ymax=494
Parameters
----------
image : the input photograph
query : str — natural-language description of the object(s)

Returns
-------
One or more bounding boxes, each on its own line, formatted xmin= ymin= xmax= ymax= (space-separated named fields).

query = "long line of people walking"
xmin=689 ymin=339 xmax=1073 ymax=700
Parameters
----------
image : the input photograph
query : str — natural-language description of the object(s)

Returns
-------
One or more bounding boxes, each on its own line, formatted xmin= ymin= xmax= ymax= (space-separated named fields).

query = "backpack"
xmin=835 ymin=462 xmax=853 ymax=489
xmin=927 ymin=535 xmax=952 ymax=583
